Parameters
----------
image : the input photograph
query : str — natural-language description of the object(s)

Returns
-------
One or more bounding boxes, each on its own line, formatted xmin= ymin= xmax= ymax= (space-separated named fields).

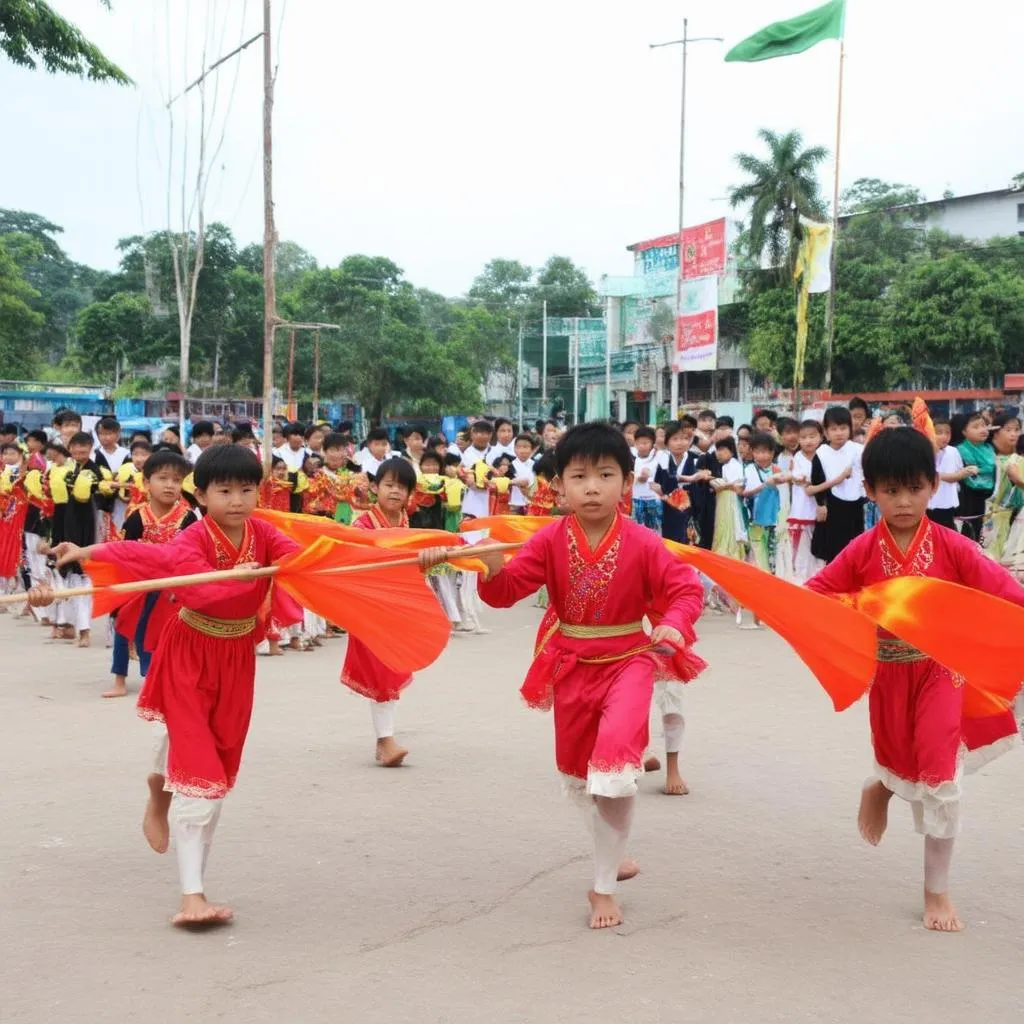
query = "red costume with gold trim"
xmin=0 ymin=470 xmax=29 ymax=578
xmin=88 ymin=516 xmax=298 ymax=797
xmin=339 ymin=504 xmax=415 ymax=702
xmin=806 ymin=518 xmax=1024 ymax=836
xmin=478 ymin=514 xmax=705 ymax=794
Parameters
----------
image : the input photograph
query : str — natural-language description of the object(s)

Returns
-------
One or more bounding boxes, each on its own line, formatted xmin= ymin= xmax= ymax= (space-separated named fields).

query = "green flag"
xmin=725 ymin=0 xmax=845 ymax=62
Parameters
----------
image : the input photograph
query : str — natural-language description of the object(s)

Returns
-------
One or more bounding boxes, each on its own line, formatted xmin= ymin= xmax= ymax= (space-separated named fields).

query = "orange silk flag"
xmin=853 ymin=576 xmax=1024 ymax=716
xmin=465 ymin=515 xmax=877 ymax=711
xmin=86 ymin=559 xmax=138 ymax=618
xmin=273 ymin=537 xmax=450 ymax=673
xmin=911 ymin=397 xmax=938 ymax=449
xmin=255 ymin=507 xmax=487 ymax=573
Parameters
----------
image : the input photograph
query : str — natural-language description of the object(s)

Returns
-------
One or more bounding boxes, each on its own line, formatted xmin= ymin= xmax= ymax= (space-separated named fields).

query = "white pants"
xmin=429 ymin=574 xmax=461 ymax=624
xmin=303 ymin=609 xmax=326 ymax=639
xmin=371 ymin=700 xmax=397 ymax=739
xmin=152 ymin=724 xmax=223 ymax=895
xmin=653 ymin=682 xmax=686 ymax=754
xmin=55 ymin=572 xmax=92 ymax=632
xmin=456 ymin=572 xmax=482 ymax=631
xmin=25 ymin=533 xmax=54 ymax=618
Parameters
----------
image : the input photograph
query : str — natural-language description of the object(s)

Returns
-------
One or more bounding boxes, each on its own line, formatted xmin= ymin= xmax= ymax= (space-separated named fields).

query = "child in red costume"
xmin=340 ymin=458 xmax=419 ymax=767
xmin=806 ymin=428 xmax=1024 ymax=933
xmin=457 ymin=423 xmax=705 ymax=930
xmin=49 ymin=445 xmax=298 ymax=928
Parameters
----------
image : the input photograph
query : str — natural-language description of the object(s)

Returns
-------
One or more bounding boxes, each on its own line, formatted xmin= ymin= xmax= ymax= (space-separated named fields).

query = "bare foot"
xmin=617 ymin=858 xmax=639 ymax=882
xmin=264 ymin=641 xmax=284 ymax=657
xmin=587 ymin=890 xmax=623 ymax=929
xmin=76 ymin=630 xmax=91 ymax=648
xmin=664 ymin=767 xmax=690 ymax=796
xmin=858 ymin=780 xmax=893 ymax=846
xmin=142 ymin=773 xmax=172 ymax=854
xmin=60 ymin=625 xmax=75 ymax=640
xmin=171 ymin=893 xmax=234 ymax=928
xmin=375 ymin=736 xmax=408 ymax=767
xmin=923 ymin=890 xmax=964 ymax=932
xmin=643 ymin=756 xmax=662 ymax=773
xmin=102 ymin=681 xmax=128 ymax=698
xmin=49 ymin=625 xmax=60 ymax=640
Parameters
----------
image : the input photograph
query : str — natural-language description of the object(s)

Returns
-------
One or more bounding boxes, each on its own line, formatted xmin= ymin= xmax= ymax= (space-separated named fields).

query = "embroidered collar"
xmin=366 ymin=503 xmax=408 ymax=530
xmin=204 ymin=516 xmax=255 ymax=569
xmin=877 ymin=517 xmax=934 ymax=577
xmin=568 ymin=513 xmax=622 ymax=563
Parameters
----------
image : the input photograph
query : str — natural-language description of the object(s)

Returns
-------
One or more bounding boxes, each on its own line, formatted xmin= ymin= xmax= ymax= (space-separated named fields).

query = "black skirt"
xmin=811 ymin=495 xmax=864 ymax=563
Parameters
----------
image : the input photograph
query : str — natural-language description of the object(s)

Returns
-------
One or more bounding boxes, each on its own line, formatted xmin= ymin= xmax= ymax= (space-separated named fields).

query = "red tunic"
xmin=479 ymin=514 xmax=705 ymax=788
xmin=339 ymin=505 xmax=414 ymax=703
xmin=90 ymin=516 xmax=298 ymax=798
xmin=806 ymin=519 xmax=1023 ymax=808
xmin=0 ymin=476 xmax=29 ymax=578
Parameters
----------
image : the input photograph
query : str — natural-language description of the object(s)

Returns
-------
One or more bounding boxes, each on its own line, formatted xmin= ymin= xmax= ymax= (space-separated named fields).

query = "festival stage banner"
xmin=675 ymin=275 xmax=718 ymax=371
xmin=681 ymin=218 xmax=727 ymax=280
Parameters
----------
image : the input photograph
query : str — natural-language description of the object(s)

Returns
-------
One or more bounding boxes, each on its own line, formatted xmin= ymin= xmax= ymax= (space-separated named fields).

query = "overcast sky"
xmin=2 ymin=0 xmax=1022 ymax=295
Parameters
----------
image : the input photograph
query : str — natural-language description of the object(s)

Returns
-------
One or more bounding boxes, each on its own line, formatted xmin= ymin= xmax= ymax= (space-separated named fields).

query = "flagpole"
xmin=823 ymin=38 xmax=845 ymax=393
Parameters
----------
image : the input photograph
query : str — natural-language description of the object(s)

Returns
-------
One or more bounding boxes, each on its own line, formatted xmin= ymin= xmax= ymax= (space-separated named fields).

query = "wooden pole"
xmin=287 ymin=327 xmax=296 ymax=410
xmin=823 ymin=40 xmax=845 ymax=393
xmin=312 ymin=330 xmax=320 ymax=421
xmin=261 ymin=0 xmax=277 ymax=477
xmin=2 ymin=542 xmax=524 ymax=606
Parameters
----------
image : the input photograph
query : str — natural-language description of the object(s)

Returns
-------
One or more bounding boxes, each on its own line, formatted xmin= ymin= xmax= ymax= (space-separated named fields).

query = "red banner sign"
xmin=676 ymin=311 xmax=717 ymax=352
xmin=681 ymin=218 xmax=726 ymax=280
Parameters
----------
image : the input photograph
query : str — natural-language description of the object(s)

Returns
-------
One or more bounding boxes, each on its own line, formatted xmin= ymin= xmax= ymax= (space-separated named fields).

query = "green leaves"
xmin=1 ymin=0 xmax=131 ymax=83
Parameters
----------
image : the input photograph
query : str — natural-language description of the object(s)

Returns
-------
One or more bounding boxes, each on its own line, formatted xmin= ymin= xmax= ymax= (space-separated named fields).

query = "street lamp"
xmin=651 ymin=20 xmax=723 ymax=420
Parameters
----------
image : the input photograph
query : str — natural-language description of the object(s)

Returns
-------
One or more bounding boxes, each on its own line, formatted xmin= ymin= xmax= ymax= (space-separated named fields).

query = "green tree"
xmin=468 ymin=258 xmax=533 ymax=315
xmin=1 ymin=0 xmax=130 ymax=83
xmin=840 ymin=177 xmax=925 ymax=215
xmin=533 ymin=255 xmax=599 ymax=318
xmin=73 ymin=291 xmax=151 ymax=378
xmin=728 ymin=128 xmax=828 ymax=278
xmin=0 ymin=233 xmax=46 ymax=377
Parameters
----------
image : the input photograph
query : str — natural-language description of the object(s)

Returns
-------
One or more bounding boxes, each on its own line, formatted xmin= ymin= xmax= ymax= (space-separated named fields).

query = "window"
xmin=1018 ymin=202 xmax=1024 ymax=222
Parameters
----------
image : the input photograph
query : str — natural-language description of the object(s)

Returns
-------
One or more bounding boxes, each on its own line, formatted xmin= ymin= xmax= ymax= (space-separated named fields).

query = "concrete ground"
xmin=1 ymin=602 xmax=1022 ymax=1024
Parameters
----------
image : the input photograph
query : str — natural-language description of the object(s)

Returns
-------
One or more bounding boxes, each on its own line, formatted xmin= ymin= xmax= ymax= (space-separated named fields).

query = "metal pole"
xmin=605 ymin=296 xmax=612 ymax=419
xmin=312 ymin=330 xmax=320 ymax=421
xmin=517 ymin=319 xmax=524 ymax=432
xmin=260 ymin=0 xmax=277 ymax=477
xmin=541 ymin=299 xmax=548 ymax=411
xmin=573 ymin=318 xmax=580 ymax=425
xmin=823 ymin=41 xmax=845 ymax=393
xmin=670 ymin=19 xmax=688 ymax=422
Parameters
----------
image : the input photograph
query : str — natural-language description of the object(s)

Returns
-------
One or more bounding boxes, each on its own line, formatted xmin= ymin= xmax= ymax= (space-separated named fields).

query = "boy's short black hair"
xmin=737 ymin=423 xmax=753 ymax=437
xmin=304 ymin=423 xmax=325 ymax=441
xmin=555 ymin=422 xmax=632 ymax=478
xmin=0 ymin=442 xmax=22 ymax=456
xmin=419 ymin=450 xmax=443 ymax=471
xmin=443 ymin=452 xmax=463 ymax=468
xmin=403 ymin=423 xmax=428 ymax=442
xmin=191 ymin=420 xmax=216 ymax=440
xmin=68 ymin=431 xmax=93 ymax=448
xmin=754 ymin=409 xmax=778 ymax=424
xmin=633 ymin=426 xmax=656 ymax=443
xmin=271 ymin=455 xmax=285 ymax=469
xmin=680 ymin=414 xmax=698 ymax=430
xmin=193 ymin=444 xmax=264 ymax=489
xmin=776 ymin=416 xmax=799 ymax=433
xmin=46 ymin=442 xmax=70 ymax=457
xmin=715 ymin=415 xmax=734 ymax=429
xmin=514 ymin=433 xmax=534 ymax=446
xmin=533 ymin=453 xmax=557 ymax=481
xmin=284 ymin=421 xmax=305 ymax=438
xmin=96 ymin=415 xmax=120 ymax=432
xmin=323 ymin=432 xmax=349 ymax=451
xmin=143 ymin=450 xmax=190 ymax=480
xmin=231 ymin=426 xmax=254 ymax=443
xmin=428 ymin=435 xmax=446 ymax=449
xmin=750 ymin=431 xmax=777 ymax=453
xmin=26 ymin=429 xmax=48 ymax=445
xmin=366 ymin=427 xmax=389 ymax=444
xmin=493 ymin=417 xmax=511 ymax=431
xmin=130 ymin=440 xmax=152 ymax=454
xmin=862 ymin=427 xmax=937 ymax=489
xmin=664 ymin=421 xmax=687 ymax=442
xmin=470 ymin=420 xmax=494 ymax=436
xmin=823 ymin=406 xmax=853 ymax=430
xmin=56 ymin=410 xmax=83 ymax=426
xmin=932 ymin=415 xmax=951 ymax=428
xmin=848 ymin=396 xmax=870 ymax=414
xmin=622 ymin=419 xmax=641 ymax=431
xmin=799 ymin=419 xmax=824 ymax=437
xmin=0 ymin=422 xmax=19 ymax=436
xmin=374 ymin=457 xmax=417 ymax=494
xmin=697 ymin=410 xmax=716 ymax=423
xmin=715 ymin=436 xmax=738 ymax=458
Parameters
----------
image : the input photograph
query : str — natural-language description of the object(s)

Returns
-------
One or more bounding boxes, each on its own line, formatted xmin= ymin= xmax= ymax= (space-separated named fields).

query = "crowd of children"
xmin=5 ymin=398 xmax=1024 ymax=937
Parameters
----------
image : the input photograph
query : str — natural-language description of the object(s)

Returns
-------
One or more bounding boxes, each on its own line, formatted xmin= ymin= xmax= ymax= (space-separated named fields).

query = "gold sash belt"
xmin=179 ymin=608 xmax=257 ymax=639
xmin=559 ymin=620 xmax=644 ymax=640
xmin=876 ymin=638 xmax=926 ymax=664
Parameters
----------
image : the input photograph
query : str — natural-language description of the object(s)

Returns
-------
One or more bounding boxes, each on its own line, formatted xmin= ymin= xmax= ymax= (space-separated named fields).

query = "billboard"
xmin=681 ymin=218 xmax=727 ymax=280
xmin=675 ymin=276 xmax=718 ymax=371
xmin=624 ymin=295 xmax=677 ymax=348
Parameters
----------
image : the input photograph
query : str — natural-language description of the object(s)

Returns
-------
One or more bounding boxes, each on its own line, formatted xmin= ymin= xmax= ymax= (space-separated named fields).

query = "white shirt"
xmin=721 ymin=458 xmax=744 ymax=486
xmin=930 ymin=445 xmax=964 ymax=510
xmin=461 ymin=446 xmax=492 ymax=518
xmin=357 ymin=450 xmax=384 ymax=478
xmin=447 ymin=442 xmax=463 ymax=457
xmin=789 ymin=451 xmax=819 ymax=521
xmin=94 ymin=444 xmax=130 ymax=472
xmin=816 ymin=441 xmax=863 ymax=502
xmin=185 ymin=442 xmax=207 ymax=464
xmin=632 ymin=451 xmax=662 ymax=500
xmin=509 ymin=457 xmax=535 ymax=508
xmin=274 ymin=444 xmax=308 ymax=471
xmin=489 ymin=443 xmax=516 ymax=464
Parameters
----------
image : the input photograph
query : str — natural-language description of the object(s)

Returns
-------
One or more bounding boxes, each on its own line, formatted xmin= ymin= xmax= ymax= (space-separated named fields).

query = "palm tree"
xmin=728 ymin=129 xmax=828 ymax=278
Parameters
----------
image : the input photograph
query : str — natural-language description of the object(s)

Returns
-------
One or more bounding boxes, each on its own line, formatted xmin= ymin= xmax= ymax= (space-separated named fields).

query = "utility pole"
xmin=651 ymin=22 xmax=723 ymax=420
xmin=261 ymin=0 xmax=277 ymax=476
xmin=517 ymin=319 xmax=524 ymax=434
